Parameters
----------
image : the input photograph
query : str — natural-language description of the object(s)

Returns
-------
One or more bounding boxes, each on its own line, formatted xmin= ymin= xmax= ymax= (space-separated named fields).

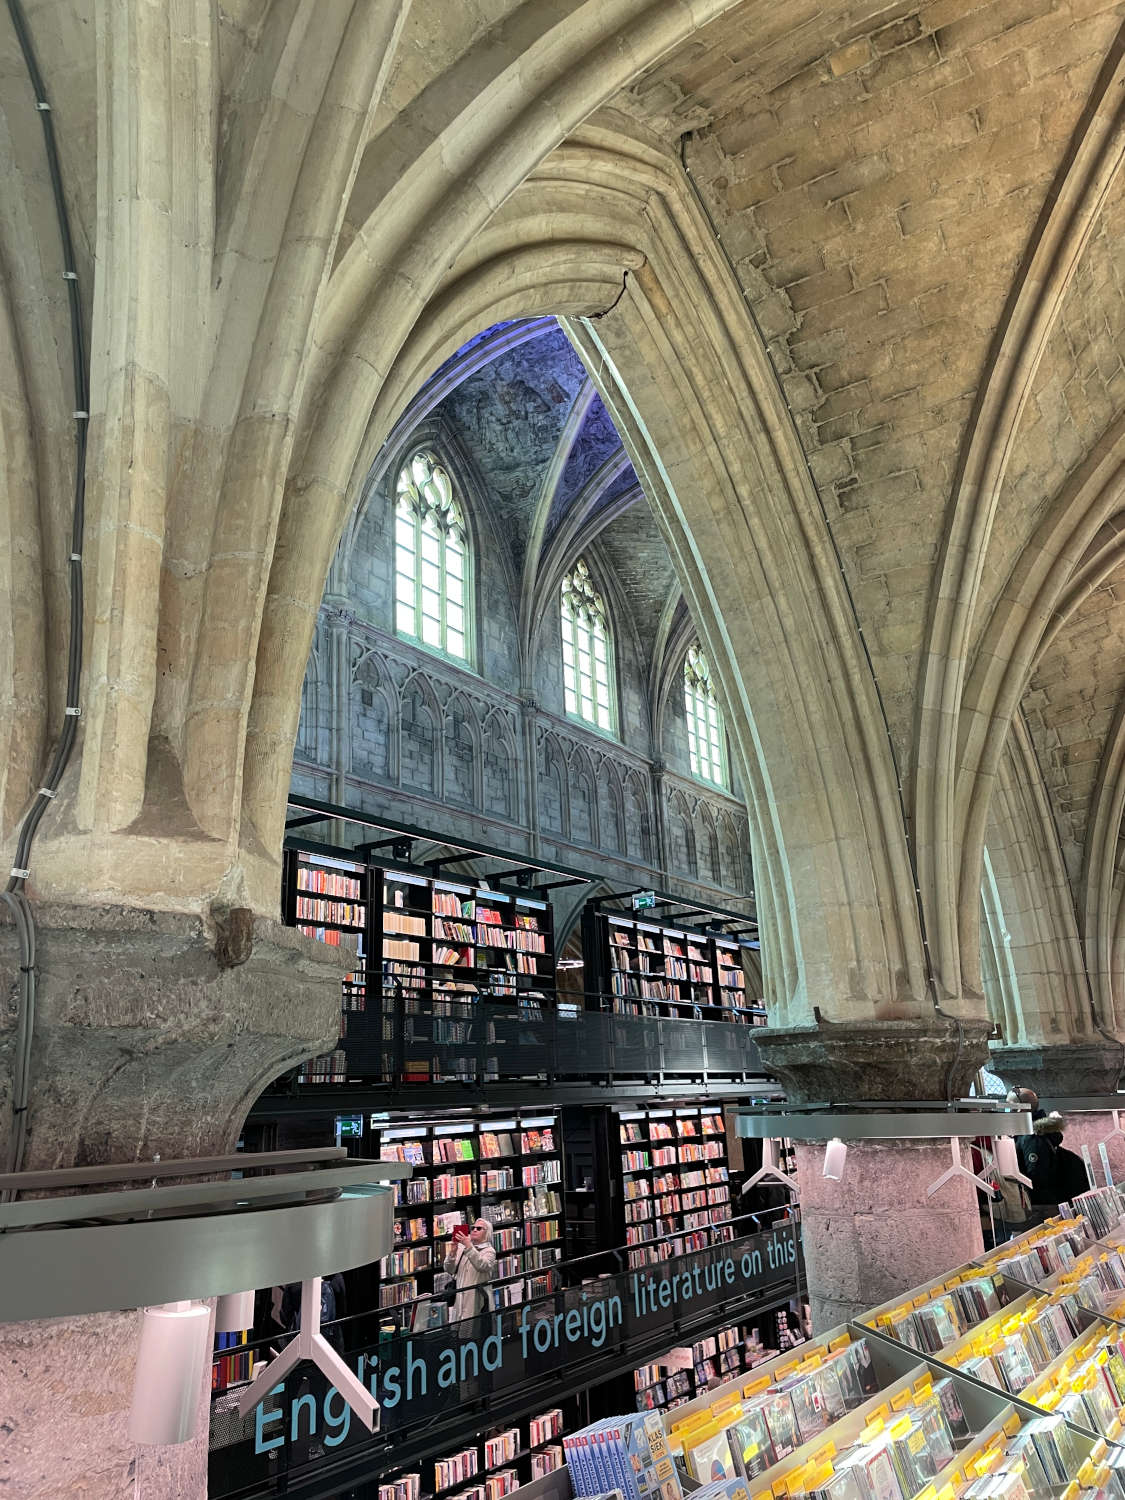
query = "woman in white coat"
xmin=444 ymin=1217 xmax=497 ymax=1334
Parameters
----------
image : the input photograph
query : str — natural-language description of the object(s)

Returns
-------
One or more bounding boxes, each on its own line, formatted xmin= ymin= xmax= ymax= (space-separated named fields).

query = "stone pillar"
xmin=0 ymin=1309 xmax=213 ymax=1500
xmin=757 ymin=1018 xmax=993 ymax=1329
xmin=989 ymin=1041 xmax=1124 ymax=1101
xmin=0 ymin=903 xmax=347 ymax=1495
xmin=796 ymin=1138 xmax=984 ymax=1331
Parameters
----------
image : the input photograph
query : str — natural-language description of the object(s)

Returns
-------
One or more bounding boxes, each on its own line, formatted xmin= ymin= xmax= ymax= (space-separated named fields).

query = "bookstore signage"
xmin=248 ymin=1226 xmax=797 ymax=1458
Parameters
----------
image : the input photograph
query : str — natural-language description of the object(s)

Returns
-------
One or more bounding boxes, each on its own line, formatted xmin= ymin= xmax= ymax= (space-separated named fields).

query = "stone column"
xmin=757 ymin=1019 xmax=992 ymax=1329
xmin=989 ymin=1041 xmax=1124 ymax=1101
xmin=0 ymin=903 xmax=348 ymax=1498
xmin=796 ymin=1138 xmax=984 ymax=1331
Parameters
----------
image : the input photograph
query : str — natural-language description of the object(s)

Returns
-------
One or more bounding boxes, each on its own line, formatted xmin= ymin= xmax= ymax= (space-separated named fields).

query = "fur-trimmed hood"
xmin=1033 ymin=1114 xmax=1064 ymax=1136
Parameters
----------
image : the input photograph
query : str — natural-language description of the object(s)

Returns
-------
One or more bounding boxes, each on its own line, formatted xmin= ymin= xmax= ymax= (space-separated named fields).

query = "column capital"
xmin=0 ymin=902 xmax=347 ymax=1167
xmin=988 ymin=1041 xmax=1124 ymax=1100
xmin=755 ymin=1017 xmax=994 ymax=1104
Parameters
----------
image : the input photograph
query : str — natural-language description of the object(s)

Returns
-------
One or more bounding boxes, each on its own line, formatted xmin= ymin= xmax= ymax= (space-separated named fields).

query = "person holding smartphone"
xmin=444 ymin=1217 xmax=496 ymax=1334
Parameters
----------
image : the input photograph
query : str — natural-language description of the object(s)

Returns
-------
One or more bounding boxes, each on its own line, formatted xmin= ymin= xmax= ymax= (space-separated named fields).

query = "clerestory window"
xmin=560 ymin=559 xmax=615 ymax=734
xmin=684 ymin=642 xmax=727 ymax=789
xmin=394 ymin=449 xmax=470 ymax=662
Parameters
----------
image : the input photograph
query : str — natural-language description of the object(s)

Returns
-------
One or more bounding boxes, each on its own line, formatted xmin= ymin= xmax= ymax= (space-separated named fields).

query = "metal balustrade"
xmin=208 ymin=1208 xmax=803 ymax=1500
xmin=315 ymin=993 xmax=770 ymax=1090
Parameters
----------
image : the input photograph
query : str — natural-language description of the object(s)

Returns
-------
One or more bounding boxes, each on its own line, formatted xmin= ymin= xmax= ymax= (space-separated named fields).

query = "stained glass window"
xmin=394 ymin=450 xmax=470 ymax=662
xmin=684 ymin=643 xmax=727 ymax=788
xmin=560 ymin=560 xmax=614 ymax=734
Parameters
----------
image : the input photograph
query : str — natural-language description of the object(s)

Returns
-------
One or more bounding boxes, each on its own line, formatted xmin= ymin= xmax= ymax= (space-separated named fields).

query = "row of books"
xmin=378 ymin=1475 xmax=420 ymax=1500
xmin=382 ymin=1411 xmax=569 ymax=1500
xmin=296 ymin=864 xmax=362 ymax=899
xmin=295 ymin=896 xmax=365 ymax=926
xmin=483 ymin=1430 xmax=519 ymax=1468
xmin=530 ymin=1448 xmax=564 ymax=1480
xmin=529 ymin=1409 xmax=564 ymax=1446
xmin=523 ymin=1161 xmax=560 ymax=1185
xmin=434 ymin=1172 xmax=476 ymax=1199
xmin=479 ymin=1128 xmax=556 ymax=1157
xmin=386 ymin=911 xmax=428 ymax=936
xmin=383 ymin=1245 xmax=432 ymax=1277
xmin=434 ymin=1448 xmax=478 ymax=1490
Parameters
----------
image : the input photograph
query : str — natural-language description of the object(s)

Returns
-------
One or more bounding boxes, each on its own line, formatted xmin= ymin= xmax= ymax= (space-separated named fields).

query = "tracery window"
xmin=560 ymin=559 xmax=615 ymax=734
xmin=684 ymin=642 xmax=727 ymax=789
xmin=394 ymin=449 xmax=470 ymax=662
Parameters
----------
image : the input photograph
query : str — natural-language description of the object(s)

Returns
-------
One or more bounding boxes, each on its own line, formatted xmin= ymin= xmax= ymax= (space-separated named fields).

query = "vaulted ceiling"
xmin=386 ymin=317 xmax=685 ymax=685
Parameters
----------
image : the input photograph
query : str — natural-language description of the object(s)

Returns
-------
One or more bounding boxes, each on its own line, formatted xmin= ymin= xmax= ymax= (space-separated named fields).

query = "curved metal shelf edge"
xmin=0 ymin=1160 xmax=407 ymax=1323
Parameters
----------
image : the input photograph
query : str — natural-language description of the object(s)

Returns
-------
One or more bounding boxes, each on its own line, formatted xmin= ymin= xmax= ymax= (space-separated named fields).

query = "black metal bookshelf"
xmin=372 ymin=1109 xmax=564 ymax=1332
xmin=582 ymin=908 xmax=756 ymax=1022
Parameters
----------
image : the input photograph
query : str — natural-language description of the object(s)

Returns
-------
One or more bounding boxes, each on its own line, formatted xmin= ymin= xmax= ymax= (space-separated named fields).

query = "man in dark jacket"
xmin=1015 ymin=1113 xmax=1090 ymax=1211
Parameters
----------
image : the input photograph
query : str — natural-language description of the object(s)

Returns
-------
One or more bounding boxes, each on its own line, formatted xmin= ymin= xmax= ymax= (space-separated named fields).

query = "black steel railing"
xmin=303 ymin=991 xmax=769 ymax=1090
xmin=208 ymin=1209 xmax=803 ymax=1500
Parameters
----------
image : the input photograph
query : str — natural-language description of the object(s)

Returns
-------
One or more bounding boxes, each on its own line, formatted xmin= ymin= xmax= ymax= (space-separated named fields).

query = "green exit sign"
xmin=632 ymin=891 xmax=656 ymax=911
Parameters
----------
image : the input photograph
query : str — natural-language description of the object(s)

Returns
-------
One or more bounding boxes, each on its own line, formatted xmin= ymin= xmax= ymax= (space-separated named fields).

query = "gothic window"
xmin=560 ymin=559 xmax=615 ymax=734
xmin=684 ymin=642 xmax=727 ymax=789
xmin=394 ymin=449 xmax=470 ymax=662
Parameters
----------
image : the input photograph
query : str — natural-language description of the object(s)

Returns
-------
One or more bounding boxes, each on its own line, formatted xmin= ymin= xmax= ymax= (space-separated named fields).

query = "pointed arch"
xmin=482 ymin=706 xmax=519 ymax=823
xmin=442 ymin=689 xmax=483 ymax=808
xmin=537 ymin=729 xmax=569 ymax=840
xmin=597 ymin=759 xmax=626 ymax=855
xmin=252 ymin=114 xmax=930 ymax=1035
xmin=624 ymin=767 xmax=653 ymax=867
xmin=295 ymin=637 xmax=322 ymax=764
xmin=526 ymin=453 xmax=638 ymax=662
xmin=919 ymin=36 xmax=1125 ymax=1000
xmin=351 ymin=646 xmax=395 ymax=783
xmin=399 ymin=669 xmax=442 ymax=797
xmin=567 ymin=742 xmax=599 ymax=847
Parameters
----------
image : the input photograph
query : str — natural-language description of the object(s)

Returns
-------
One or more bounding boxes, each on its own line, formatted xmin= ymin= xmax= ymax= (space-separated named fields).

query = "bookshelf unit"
xmin=377 ymin=1404 xmax=575 ymax=1500
xmin=373 ymin=1109 xmax=564 ymax=1331
xmin=284 ymin=849 xmax=369 ymax=1083
xmin=281 ymin=849 xmax=557 ymax=1085
xmin=378 ymin=872 xmax=555 ymax=1085
xmin=582 ymin=908 xmax=760 ymax=1024
xmin=616 ymin=1104 xmax=734 ymax=1271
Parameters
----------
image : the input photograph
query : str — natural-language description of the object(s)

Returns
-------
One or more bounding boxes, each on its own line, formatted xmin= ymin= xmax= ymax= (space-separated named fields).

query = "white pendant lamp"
xmin=128 ymin=1300 xmax=212 ymax=1445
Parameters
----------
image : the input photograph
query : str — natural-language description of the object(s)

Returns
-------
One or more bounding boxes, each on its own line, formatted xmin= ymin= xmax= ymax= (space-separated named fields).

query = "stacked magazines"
xmin=564 ymin=1410 xmax=682 ymax=1500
